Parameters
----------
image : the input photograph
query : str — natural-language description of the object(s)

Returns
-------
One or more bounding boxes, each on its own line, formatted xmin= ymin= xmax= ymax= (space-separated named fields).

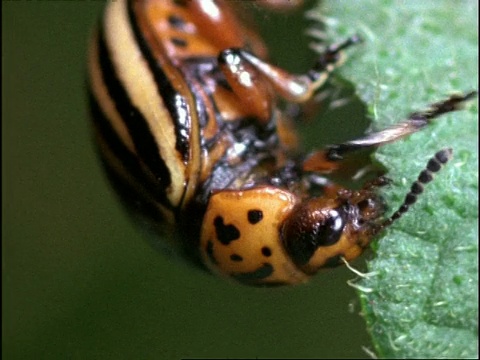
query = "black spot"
xmin=247 ymin=209 xmax=263 ymax=224
xmin=206 ymin=240 xmax=218 ymax=265
xmin=231 ymin=263 xmax=274 ymax=282
xmin=171 ymin=37 xmax=187 ymax=48
xmin=173 ymin=0 xmax=187 ymax=6
xmin=230 ymin=254 xmax=243 ymax=262
xmin=323 ymin=255 xmax=342 ymax=268
xmin=214 ymin=216 xmax=240 ymax=245
xmin=168 ymin=14 xmax=186 ymax=30
xmin=261 ymin=247 xmax=272 ymax=257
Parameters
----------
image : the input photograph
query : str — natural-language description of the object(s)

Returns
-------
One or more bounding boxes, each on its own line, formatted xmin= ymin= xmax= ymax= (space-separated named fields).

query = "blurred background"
xmin=3 ymin=1 xmax=373 ymax=359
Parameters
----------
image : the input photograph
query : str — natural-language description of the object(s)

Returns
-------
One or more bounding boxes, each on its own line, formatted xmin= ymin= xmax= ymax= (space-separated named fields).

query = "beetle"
xmin=88 ymin=0 xmax=475 ymax=286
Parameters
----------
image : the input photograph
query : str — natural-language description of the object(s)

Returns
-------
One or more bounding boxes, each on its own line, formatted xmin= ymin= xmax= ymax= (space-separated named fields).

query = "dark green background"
xmin=3 ymin=1 xmax=372 ymax=359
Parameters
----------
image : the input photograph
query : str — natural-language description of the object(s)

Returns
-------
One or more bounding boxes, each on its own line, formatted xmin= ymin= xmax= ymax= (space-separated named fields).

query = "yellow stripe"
xmin=88 ymin=31 xmax=136 ymax=154
xmin=93 ymin=122 xmax=175 ymax=225
xmin=104 ymin=0 xmax=186 ymax=207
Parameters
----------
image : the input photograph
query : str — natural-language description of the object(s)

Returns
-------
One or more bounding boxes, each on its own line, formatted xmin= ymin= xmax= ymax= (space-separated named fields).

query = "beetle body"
xmin=88 ymin=0 xmax=475 ymax=285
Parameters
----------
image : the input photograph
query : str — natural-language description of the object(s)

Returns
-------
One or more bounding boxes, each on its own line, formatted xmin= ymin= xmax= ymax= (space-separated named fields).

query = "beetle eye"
xmin=283 ymin=204 xmax=346 ymax=266
xmin=315 ymin=209 xmax=345 ymax=247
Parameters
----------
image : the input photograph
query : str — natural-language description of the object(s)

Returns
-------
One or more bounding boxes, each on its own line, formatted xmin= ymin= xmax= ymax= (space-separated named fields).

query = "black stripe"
xmin=89 ymin=89 xmax=174 ymax=210
xmin=101 ymin=151 xmax=170 ymax=226
xmin=97 ymin=27 xmax=173 ymax=193
xmin=127 ymin=0 xmax=191 ymax=162
xmin=91 ymin=91 xmax=209 ymax=270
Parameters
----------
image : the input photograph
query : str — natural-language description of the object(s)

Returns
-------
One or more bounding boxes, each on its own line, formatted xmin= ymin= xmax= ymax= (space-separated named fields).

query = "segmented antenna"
xmin=410 ymin=91 xmax=477 ymax=120
xmin=380 ymin=148 xmax=453 ymax=230
xmin=325 ymin=91 xmax=478 ymax=161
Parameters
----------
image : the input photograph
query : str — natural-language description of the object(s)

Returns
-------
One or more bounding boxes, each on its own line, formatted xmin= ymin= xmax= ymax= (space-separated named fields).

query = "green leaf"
xmin=318 ymin=0 xmax=478 ymax=358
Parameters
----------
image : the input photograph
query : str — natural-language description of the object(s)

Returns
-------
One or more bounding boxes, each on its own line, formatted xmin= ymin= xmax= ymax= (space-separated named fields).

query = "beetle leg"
xmin=218 ymin=48 xmax=275 ymax=123
xmin=303 ymin=92 xmax=477 ymax=172
xmin=217 ymin=36 xmax=360 ymax=124
xmin=228 ymin=35 xmax=361 ymax=103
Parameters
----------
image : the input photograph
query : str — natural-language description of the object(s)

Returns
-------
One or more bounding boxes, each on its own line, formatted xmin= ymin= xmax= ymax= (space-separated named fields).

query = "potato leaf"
xmin=318 ymin=1 xmax=478 ymax=358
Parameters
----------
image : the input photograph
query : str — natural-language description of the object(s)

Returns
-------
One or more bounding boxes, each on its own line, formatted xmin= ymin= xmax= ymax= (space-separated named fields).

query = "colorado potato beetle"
xmin=88 ymin=0 xmax=476 ymax=286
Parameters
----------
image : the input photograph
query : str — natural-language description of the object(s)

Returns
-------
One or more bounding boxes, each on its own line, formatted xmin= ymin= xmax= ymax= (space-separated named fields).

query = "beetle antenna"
xmin=377 ymin=148 xmax=453 ymax=231
xmin=410 ymin=90 xmax=477 ymax=120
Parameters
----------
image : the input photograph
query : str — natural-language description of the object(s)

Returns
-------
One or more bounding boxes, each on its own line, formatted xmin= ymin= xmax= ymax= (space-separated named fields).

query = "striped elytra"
xmin=88 ymin=0 xmax=476 ymax=286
